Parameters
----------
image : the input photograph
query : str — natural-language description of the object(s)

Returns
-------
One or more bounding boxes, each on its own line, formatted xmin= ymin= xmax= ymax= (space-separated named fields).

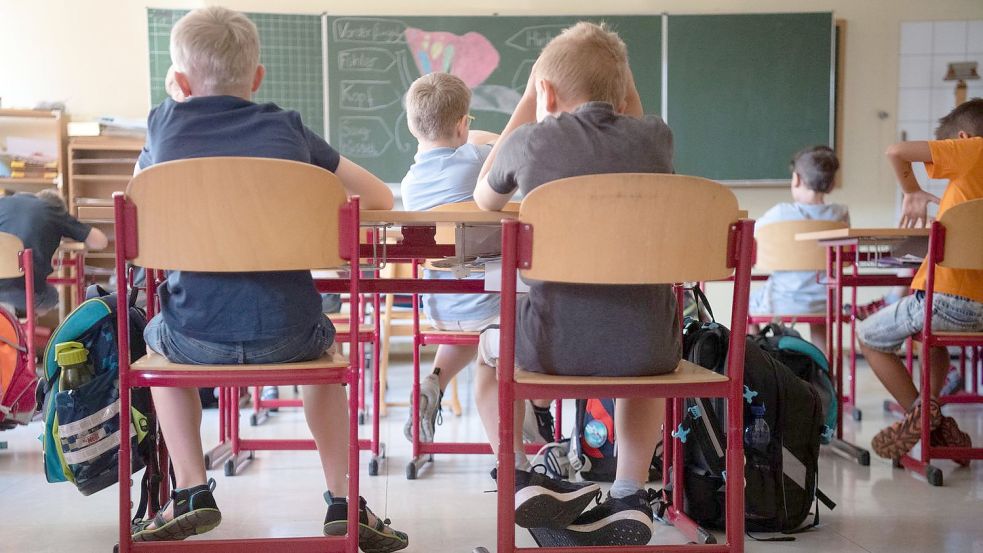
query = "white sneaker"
xmin=404 ymin=371 xmax=443 ymax=443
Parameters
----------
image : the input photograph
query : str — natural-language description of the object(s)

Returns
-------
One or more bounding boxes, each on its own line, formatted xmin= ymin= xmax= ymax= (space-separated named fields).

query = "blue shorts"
xmin=856 ymin=291 xmax=983 ymax=352
xmin=144 ymin=314 xmax=334 ymax=365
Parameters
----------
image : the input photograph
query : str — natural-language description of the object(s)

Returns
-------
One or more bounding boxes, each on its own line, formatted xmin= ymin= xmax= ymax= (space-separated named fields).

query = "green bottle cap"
xmin=55 ymin=341 xmax=88 ymax=366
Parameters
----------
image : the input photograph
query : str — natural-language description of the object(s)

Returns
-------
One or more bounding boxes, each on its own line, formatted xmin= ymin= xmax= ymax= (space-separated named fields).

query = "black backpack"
xmin=569 ymin=398 xmax=662 ymax=482
xmin=672 ymin=291 xmax=835 ymax=536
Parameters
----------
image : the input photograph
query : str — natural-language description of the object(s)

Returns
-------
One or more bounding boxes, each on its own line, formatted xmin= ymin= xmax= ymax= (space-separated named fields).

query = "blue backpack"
xmin=39 ymin=286 xmax=161 ymax=518
xmin=753 ymin=324 xmax=837 ymax=444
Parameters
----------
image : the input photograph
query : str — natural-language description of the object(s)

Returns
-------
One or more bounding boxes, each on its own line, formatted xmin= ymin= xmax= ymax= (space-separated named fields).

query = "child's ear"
xmin=957 ymin=130 xmax=971 ymax=139
xmin=791 ymin=172 xmax=801 ymax=188
xmin=173 ymin=71 xmax=194 ymax=99
xmin=540 ymin=79 xmax=559 ymax=113
xmin=251 ymin=65 xmax=266 ymax=93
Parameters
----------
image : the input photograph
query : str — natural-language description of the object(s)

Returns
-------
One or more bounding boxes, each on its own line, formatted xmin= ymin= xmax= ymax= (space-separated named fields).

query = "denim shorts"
xmin=144 ymin=314 xmax=334 ymax=365
xmin=856 ymin=291 xmax=983 ymax=352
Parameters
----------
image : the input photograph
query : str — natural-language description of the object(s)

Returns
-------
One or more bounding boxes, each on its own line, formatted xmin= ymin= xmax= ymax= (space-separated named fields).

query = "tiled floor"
xmin=1 ymin=353 xmax=981 ymax=553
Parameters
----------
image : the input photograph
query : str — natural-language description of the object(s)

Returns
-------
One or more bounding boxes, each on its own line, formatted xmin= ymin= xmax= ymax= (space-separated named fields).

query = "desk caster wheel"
xmin=406 ymin=462 xmax=417 ymax=480
xmin=927 ymin=465 xmax=943 ymax=487
xmin=225 ymin=458 xmax=237 ymax=477
xmin=358 ymin=412 xmax=366 ymax=425
xmin=369 ymin=458 xmax=379 ymax=476
xmin=852 ymin=409 xmax=863 ymax=422
xmin=250 ymin=413 xmax=259 ymax=426
xmin=473 ymin=548 xmax=491 ymax=553
xmin=858 ymin=450 xmax=870 ymax=466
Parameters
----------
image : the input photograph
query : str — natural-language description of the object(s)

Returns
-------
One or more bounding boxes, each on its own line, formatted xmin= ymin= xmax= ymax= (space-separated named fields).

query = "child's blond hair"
xmin=405 ymin=73 xmax=471 ymax=142
xmin=535 ymin=22 xmax=629 ymax=107
xmin=170 ymin=6 xmax=260 ymax=96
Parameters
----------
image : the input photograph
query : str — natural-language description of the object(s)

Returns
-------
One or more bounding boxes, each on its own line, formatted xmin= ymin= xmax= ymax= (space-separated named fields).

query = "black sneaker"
xmin=132 ymin=479 xmax=222 ymax=542
xmin=322 ymin=493 xmax=409 ymax=553
xmin=533 ymin=403 xmax=557 ymax=443
xmin=534 ymin=491 xmax=655 ymax=546
xmin=514 ymin=468 xmax=601 ymax=529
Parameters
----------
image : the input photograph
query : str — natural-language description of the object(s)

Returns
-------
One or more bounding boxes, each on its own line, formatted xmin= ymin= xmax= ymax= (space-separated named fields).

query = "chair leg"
xmin=379 ymin=294 xmax=395 ymax=417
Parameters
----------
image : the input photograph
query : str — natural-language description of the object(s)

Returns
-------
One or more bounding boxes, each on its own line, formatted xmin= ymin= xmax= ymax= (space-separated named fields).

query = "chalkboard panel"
xmin=666 ymin=13 xmax=833 ymax=182
xmin=326 ymin=15 xmax=663 ymax=183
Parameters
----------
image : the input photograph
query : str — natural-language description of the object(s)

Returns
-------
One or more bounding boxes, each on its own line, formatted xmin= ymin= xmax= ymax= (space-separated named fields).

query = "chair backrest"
xmin=429 ymin=200 xmax=519 ymax=245
xmin=938 ymin=198 xmax=983 ymax=270
xmin=124 ymin=157 xmax=348 ymax=272
xmin=518 ymin=173 xmax=741 ymax=284
xmin=755 ymin=219 xmax=847 ymax=272
xmin=0 ymin=232 xmax=25 ymax=279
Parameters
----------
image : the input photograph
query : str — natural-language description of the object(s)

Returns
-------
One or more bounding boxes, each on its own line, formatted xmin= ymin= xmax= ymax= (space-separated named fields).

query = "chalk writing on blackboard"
xmin=339 ymin=80 xmax=403 ymax=111
xmin=332 ymin=17 xmax=407 ymax=44
xmin=339 ymin=116 xmax=394 ymax=158
xmin=505 ymin=25 xmax=567 ymax=52
xmin=338 ymin=48 xmax=398 ymax=72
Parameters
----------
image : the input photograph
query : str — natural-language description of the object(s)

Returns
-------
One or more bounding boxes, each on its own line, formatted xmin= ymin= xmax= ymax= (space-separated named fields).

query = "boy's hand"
xmin=899 ymin=189 xmax=940 ymax=228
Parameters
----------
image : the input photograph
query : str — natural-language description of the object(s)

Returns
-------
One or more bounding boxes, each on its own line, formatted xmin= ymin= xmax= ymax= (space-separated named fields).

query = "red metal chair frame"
xmin=493 ymin=213 xmax=755 ymax=553
xmin=113 ymin=191 xmax=364 ymax=553
xmin=898 ymin=218 xmax=983 ymax=486
xmin=48 ymin=247 xmax=86 ymax=306
xmin=406 ymin=258 xmax=561 ymax=479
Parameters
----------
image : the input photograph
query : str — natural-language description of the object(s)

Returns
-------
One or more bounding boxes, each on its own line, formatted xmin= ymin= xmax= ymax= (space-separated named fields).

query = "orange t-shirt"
xmin=910 ymin=137 xmax=983 ymax=303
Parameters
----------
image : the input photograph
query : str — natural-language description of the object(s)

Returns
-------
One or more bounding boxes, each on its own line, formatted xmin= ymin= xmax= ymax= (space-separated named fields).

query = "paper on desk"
xmin=484 ymin=260 xmax=530 ymax=293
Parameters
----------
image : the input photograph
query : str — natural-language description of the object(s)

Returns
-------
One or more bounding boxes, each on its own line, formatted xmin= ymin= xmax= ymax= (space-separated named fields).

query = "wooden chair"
xmin=480 ymin=174 xmax=754 ymax=553
xmin=0 ymin=232 xmax=38 ymax=433
xmin=113 ymin=157 xmax=362 ymax=553
xmin=900 ymin=198 xmax=983 ymax=486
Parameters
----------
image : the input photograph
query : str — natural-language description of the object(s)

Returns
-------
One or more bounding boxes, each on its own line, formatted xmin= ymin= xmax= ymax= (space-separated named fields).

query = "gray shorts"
xmin=856 ymin=291 xmax=983 ymax=352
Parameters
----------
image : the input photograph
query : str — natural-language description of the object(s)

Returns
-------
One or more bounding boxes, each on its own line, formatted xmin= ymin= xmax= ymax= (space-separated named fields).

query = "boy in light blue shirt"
xmin=750 ymin=145 xmax=849 ymax=352
xmin=401 ymin=73 xmax=555 ymax=445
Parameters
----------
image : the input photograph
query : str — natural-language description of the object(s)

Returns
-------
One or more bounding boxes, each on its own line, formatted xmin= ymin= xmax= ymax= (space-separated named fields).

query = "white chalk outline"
xmin=332 ymin=17 xmax=407 ymax=44
xmin=337 ymin=47 xmax=398 ymax=73
xmin=338 ymin=115 xmax=394 ymax=158
xmin=505 ymin=24 xmax=567 ymax=52
xmin=339 ymin=80 xmax=403 ymax=111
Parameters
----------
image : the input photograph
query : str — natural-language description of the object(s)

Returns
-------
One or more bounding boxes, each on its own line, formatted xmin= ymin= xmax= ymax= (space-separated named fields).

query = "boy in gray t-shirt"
xmin=471 ymin=22 xmax=678 ymax=547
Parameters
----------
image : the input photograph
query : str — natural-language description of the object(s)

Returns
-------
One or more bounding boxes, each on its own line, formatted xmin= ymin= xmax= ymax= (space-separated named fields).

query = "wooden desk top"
xmin=361 ymin=210 xmax=517 ymax=225
xmin=796 ymin=227 xmax=931 ymax=242
xmin=57 ymin=241 xmax=86 ymax=252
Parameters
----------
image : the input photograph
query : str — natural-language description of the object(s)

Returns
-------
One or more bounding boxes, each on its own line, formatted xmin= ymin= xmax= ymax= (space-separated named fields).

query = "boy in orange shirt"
xmin=858 ymin=98 xmax=983 ymax=459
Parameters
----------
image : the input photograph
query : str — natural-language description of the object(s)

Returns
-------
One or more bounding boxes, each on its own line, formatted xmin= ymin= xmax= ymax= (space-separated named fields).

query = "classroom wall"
xmin=2 ymin=0 xmax=983 ymax=229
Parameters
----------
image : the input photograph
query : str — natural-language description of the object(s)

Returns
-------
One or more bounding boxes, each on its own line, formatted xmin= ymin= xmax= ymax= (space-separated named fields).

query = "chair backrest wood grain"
xmin=939 ymin=198 xmax=983 ymax=270
xmin=0 ymin=232 xmax=24 ymax=279
xmin=518 ymin=173 xmax=740 ymax=284
xmin=125 ymin=157 xmax=347 ymax=272
xmin=755 ymin=219 xmax=847 ymax=272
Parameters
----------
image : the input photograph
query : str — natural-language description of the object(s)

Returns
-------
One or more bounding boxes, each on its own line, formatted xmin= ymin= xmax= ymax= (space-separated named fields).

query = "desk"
xmin=48 ymin=241 xmax=87 ymax=311
xmin=796 ymin=227 xmax=929 ymax=466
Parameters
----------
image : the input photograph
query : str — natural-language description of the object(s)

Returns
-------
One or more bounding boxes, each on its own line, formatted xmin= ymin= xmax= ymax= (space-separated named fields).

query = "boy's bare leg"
xmin=301 ymin=383 xmax=349 ymax=494
xmin=860 ymin=342 xmax=918 ymax=409
xmin=928 ymin=346 xmax=950 ymax=397
xmin=433 ymin=344 xmax=478 ymax=389
xmin=148 ymin=387 xmax=206 ymax=522
xmin=475 ymin=359 xmax=526 ymax=466
xmin=808 ymin=322 xmax=827 ymax=356
xmin=613 ymin=398 xmax=664 ymax=493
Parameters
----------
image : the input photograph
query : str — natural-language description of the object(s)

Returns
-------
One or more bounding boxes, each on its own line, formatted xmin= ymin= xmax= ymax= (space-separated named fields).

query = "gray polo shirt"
xmin=487 ymin=102 xmax=681 ymax=376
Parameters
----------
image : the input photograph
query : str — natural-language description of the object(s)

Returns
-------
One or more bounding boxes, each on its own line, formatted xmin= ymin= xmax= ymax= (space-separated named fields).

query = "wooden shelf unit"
xmin=67 ymin=136 xmax=143 ymax=291
xmin=0 ymin=108 xmax=68 ymax=195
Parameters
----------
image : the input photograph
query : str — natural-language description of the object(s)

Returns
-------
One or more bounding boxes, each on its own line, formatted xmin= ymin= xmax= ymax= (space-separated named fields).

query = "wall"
xmin=2 ymin=0 xmax=983 ymax=226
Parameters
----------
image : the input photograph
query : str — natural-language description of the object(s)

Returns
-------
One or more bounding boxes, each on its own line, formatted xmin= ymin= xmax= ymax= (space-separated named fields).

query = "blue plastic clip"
xmin=671 ymin=424 xmax=691 ymax=444
xmin=687 ymin=405 xmax=702 ymax=420
xmin=722 ymin=470 xmax=727 ymax=482
xmin=743 ymin=385 xmax=758 ymax=404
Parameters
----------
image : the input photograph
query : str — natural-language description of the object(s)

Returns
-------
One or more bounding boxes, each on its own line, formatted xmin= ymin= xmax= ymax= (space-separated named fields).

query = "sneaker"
xmin=322 ymin=493 xmax=409 ymax=553
xmin=931 ymin=416 xmax=973 ymax=467
xmin=403 ymin=369 xmax=442 ymax=443
xmin=514 ymin=468 xmax=601 ymax=529
xmin=848 ymin=298 xmax=887 ymax=321
xmin=871 ymin=399 xmax=942 ymax=459
xmin=261 ymin=386 xmax=280 ymax=412
xmin=534 ymin=491 xmax=655 ymax=546
xmin=132 ymin=479 xmax=222 ymax=542
xmin=523 ymin=401 xmax=556 ymax=444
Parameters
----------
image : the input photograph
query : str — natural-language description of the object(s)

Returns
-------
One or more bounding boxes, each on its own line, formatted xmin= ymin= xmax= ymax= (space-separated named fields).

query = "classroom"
xmin=1 ymin=0 xmax=982 ymax=552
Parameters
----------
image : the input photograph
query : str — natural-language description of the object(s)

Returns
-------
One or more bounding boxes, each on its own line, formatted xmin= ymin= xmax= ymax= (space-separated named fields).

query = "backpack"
xmin=568 ymin=398 xmax=662 ymax=483
xmin=0 ymin=305 xmax=37 ymax=429
xmin=672 ymin=290 xmax=834 ymax=536
xmin=39 ymin=286 xmax=161 ymax=519
xmin=753 ymin=324 xmax=837 ymax=444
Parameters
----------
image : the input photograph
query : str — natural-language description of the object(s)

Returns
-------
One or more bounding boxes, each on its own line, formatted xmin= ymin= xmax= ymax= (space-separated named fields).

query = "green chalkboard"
xmin=326 ymin=16 xmax=663 ymax=183
xmin=147 ymin=9 xmax=325 ymax=135
xmin=666 ymin=13 xmax=833 ymax=182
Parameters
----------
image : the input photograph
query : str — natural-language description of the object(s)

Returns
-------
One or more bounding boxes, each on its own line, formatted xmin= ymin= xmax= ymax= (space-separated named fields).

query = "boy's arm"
xmin=468 ymin=130 xmax=499 ymax=146
xmin=84 ymin=228 xmax=109 ymax=250
xmin=476 ymin=62 xmax=539 ymax=186
xmin=474 ymin=178 xmax=513 ymax=211
xmin=334 ymin=156 xmax=394 ymax=210
xmin=622 ymin=66 xmax=644 ymax=118
xmin=885 ymin=141 xmax=940 ymax=228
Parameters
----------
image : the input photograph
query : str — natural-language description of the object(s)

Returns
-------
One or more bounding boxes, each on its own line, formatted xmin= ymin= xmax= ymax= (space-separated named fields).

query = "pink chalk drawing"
xmin=404 ymin=28 xmax=500 ymax=88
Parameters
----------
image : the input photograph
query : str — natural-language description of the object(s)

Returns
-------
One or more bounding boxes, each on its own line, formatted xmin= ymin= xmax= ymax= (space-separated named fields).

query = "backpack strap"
xmin=689 ymin=286 xmax=715 ymax=322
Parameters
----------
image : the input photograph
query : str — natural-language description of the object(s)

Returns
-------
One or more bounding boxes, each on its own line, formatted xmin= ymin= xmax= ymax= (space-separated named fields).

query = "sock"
xmin=515 ymin=451 xmax=531 ymax=471
xmin=609 ymin=478 xmax=644 ymax=499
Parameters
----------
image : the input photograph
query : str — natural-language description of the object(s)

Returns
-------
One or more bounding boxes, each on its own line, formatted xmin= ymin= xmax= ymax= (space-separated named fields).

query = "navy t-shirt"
xmin=138 ymin=96 xmax=341 ymax=341
xmin=0 ymin=193 xmax=91 ymax=295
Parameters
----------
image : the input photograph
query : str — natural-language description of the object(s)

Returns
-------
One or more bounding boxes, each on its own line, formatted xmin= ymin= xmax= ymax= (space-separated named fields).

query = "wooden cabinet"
xmin=0 ymin=108 xmax=67 ymax=195
xmin=68 ymin=136 xmax=143 ymax=292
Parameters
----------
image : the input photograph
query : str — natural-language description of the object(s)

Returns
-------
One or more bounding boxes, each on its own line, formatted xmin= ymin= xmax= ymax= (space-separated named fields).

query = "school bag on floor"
xmin=38 ymin=286 xmax=161 ymax=518
xmin=566 ymin=398 xmax=662 ymax=482
xmin=753 ymin=324 xmax=837 ymax=444
xmin=0 ymin=306 xmax=37 ymax=429
xmin=668 ymin=290 xmax=835 ymax=536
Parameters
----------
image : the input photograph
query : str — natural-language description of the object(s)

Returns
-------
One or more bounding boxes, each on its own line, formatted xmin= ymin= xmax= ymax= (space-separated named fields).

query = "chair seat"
xmin=515 ymin=359 xmax=728 ymax=386
xmin=131 ymin=351 xmax=348 ymax=372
